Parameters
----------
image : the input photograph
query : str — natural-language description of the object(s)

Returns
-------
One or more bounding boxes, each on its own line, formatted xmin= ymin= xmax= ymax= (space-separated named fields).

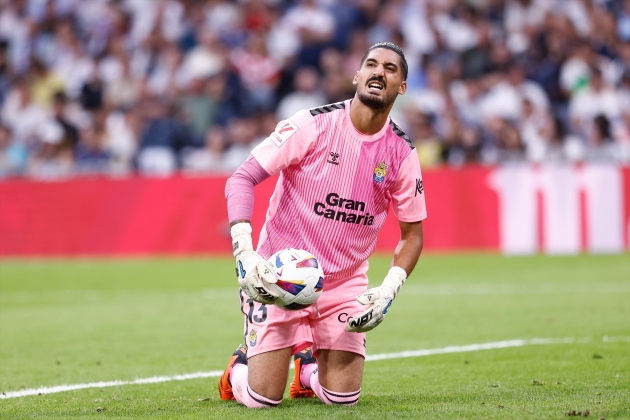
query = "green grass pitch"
xmin=0 ymin=254 xmax=628 ymax=419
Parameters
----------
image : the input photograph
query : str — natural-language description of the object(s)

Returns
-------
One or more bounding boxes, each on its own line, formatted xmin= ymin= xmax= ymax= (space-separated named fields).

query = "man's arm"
xmin=225 ymin=156 xmax=278 ymax=304
xmin=345 ymin=220 xmax=423 ymax=332
xmin=392 ymin=220 xmax=424 ymax=276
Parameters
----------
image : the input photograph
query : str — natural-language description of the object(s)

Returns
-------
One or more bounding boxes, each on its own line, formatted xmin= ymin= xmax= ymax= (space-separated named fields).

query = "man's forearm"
xmin=225 ymin=155 xmax=270 ymax=224
xmin=392 ymin=221 xmax=424 ymax=276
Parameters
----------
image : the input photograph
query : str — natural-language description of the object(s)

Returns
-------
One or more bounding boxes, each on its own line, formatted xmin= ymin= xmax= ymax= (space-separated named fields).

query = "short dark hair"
xmin=360 ymin=42 xmax=408 ymax=81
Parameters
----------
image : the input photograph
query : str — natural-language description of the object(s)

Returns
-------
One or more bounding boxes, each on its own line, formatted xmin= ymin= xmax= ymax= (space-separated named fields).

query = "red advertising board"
xmin=0 ymin=165 xmax=627 ymax=257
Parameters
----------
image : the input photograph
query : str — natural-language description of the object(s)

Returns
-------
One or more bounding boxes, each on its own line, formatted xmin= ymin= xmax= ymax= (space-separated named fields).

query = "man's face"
xmin=354 ymin=48 xmax=406 ymax=110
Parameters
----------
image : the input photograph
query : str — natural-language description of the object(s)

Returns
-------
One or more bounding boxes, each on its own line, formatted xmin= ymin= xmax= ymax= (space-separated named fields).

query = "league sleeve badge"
xmin=270 ymin=120 xmax=298 ymax=148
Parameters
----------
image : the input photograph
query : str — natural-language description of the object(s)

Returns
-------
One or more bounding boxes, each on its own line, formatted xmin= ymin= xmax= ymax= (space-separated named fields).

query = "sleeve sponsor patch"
xmin=415 ymin=179 xmax=424 ymax=196
xmin=270 ymin=120 xmax=298 ymax=147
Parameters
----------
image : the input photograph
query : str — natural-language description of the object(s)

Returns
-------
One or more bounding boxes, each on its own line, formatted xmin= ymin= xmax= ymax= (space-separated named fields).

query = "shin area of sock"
xmin=309 ymin=371 xmax=361 ymax=406
xmin=300 ymin=362 xmax=318 ymax=389
xmin=231 ymin=364 xmax=282 ymax=408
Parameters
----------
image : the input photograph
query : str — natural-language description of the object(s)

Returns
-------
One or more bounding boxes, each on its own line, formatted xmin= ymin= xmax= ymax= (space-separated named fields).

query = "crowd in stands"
xmin=0 ymin=0 xmax=629 ymax=179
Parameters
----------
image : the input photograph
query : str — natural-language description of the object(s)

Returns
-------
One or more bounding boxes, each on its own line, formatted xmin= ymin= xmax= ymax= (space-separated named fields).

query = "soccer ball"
xmin=267 ymin=248 xmax=325 ymax=311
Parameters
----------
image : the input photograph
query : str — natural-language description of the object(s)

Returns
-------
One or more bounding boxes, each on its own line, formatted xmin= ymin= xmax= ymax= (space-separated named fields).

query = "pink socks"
xmin=229 ymin=361 xmax=361 ymax=407
xmin=230 ymin=364 xmax=282 ymax=408
xmin=303 ymin=364 xmax=361 ymax=406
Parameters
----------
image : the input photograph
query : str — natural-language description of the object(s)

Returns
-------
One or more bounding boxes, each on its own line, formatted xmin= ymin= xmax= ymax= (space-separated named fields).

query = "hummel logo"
xmin=327 ymin=152 xmax=340 ymax=165
xmin=415 ymin=179 xmax=424 ymax=196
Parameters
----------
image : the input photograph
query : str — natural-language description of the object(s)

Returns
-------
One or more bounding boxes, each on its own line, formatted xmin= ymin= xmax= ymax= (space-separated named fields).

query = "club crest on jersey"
xmin=248 ymin=329 xmax=258 ymax=347
xmin=373 ymin=162 xmax=388 ymax=183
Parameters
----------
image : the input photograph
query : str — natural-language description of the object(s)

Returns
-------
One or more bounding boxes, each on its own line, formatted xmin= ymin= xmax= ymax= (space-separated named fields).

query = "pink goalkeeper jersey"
xmin=251 ymin=99 xmax=427 ymax=283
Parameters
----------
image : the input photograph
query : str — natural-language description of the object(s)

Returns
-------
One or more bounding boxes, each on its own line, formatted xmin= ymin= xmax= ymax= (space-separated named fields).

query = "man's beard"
xmin=357 ymin=89 xmax=394 ymax=110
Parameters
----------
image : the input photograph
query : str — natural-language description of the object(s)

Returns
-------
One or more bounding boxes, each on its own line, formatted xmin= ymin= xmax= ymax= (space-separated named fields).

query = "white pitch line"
xmin=1 ymin=336 xmax=625 ymax=399
xmin=363 ymin=337 xmax=585 ymax=362
xmin=0 ymin=371 xmax=224 ymax=399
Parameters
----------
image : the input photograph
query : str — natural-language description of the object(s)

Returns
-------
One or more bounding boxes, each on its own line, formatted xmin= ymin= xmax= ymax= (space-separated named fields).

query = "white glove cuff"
xmin=230 ymin=222 xmax=253 ymax=256
xmin=382 ymin=266 xmax=407 ymax=299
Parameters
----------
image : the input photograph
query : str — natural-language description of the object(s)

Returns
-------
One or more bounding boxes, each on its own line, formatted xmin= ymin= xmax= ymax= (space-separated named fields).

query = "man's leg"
xmin=221 ymin=289 xmax=312 ymax=407
xmin=229 ymin=347 xmax=292 ymax=408
xmin=297 ymin=349 xmax=363 ymax=406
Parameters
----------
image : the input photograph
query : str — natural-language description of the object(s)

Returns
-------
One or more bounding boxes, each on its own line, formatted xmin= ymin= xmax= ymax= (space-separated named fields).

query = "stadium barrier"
xmin=1 ymin=164 xmax=628 ymax=257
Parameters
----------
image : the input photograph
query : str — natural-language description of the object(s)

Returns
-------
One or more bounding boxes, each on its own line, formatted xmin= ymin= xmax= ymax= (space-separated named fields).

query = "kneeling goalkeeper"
xmin=219 ymin=42 xmax=426 ymax=408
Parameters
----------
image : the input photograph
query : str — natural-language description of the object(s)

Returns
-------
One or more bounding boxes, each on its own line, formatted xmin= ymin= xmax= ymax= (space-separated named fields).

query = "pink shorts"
xmin=240 ymin=271 xmax=369 ymax=359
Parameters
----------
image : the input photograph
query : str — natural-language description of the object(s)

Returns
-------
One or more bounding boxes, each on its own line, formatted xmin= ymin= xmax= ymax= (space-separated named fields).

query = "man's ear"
xmin=398 ymin=81 xmax=407 ymax=95
xmin=352 ymin=72 xmax=359 ymax=85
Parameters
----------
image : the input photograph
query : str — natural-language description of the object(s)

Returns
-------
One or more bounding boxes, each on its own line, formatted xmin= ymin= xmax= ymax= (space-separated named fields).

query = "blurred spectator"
xmin=137 ymin=96 xmax=195 ymax=170
xmin=0 ymin=124 xmax=27 ymax=176
xmin=178 ymin=77 xmax=217 ymax=142
xmin=80 ymin=69 xmax=104 ymax=111
xmin=494 ymin=119 xmax=526 ymax=163
xmin=407 ymin=109 xmax=442 ymax=169
xmin=586 ymin=114 xmax=626 ymax=163
xmin=277 ymin=67 xmax=325 ymax=120
xmin=29 ymin=59 xmax=65 ymax=108
xmin=560 ymin=41 xmax=594 ymax=95
xmin=182 ymin=125 xmax=227 ymax=173
xmin=283 ymin=0 xmax=335 ymax=68
xmin=542 ymin=116 xmax=585 ymax=163
xmin=569 ymin=67 xmax=623 ymax=136
xmin=618 ymin=1 xmax=630 ymax=42
xmin=103 ymin=109 xmax=138 ymax=174
xmin=0 ymin=0 xmax=32 ymax=74
xmin=230 ymin=32 xmax=281 ymax=113
xmin=221 ymin=116 xmax=259 ymax=171
xmin=442 ymin=113 xmax=482 ymax=166
xmin=28 ymin=119 xmax=73 ymax=179
xmin=0 ymin=39 xmax=13 ymax=104
xmin=52 ymin=92 xmax=79 ymax=151
xmin=183 ymin=27 xmax=225 ymax=80
xmin=75 ymin=111 xmax=110 ymax=174
xmin=146 ymin=42 xmax=190 ymax=97
xmin=1 ymin=79 xmax=48 ymax=146
xmin=104 ymin=57 xmax=142 ymax=110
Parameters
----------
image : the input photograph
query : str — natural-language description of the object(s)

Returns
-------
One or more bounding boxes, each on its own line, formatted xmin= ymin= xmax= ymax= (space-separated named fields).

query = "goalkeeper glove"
xmin=345 ymin=266 xmax=407 ymax=333
xmin=231 ymin=222 xmax=278 ymax=304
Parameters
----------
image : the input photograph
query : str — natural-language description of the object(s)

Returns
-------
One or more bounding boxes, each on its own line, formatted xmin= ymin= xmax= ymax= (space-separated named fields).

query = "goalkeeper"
xmin=219 ymin=42 xmax=426 ymax=408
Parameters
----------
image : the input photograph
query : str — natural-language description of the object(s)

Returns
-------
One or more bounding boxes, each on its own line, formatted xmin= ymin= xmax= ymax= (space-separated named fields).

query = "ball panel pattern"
xmin=267 ymin=248 xmax=325 ymax=311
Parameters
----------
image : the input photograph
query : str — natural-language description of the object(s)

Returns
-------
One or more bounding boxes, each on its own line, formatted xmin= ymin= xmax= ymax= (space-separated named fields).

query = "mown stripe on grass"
xmin=1 ymin=336 xmax=626 ymax=399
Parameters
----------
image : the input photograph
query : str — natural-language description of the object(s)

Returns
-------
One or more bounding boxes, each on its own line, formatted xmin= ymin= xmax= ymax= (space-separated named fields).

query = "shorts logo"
xmin=373 ymin=162 xmax=387 ymax=183
xmin=337 ymin=312 xmax=349 ymax=323
xmin=270 ymin=120 xmax=298 ymax=148
xmin=248 ymin=329 xmax=258 ymax=347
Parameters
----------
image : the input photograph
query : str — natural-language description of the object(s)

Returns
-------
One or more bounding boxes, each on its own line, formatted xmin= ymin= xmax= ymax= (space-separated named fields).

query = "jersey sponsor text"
xmin=313 ymin=192 xmax=375 ymax=226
